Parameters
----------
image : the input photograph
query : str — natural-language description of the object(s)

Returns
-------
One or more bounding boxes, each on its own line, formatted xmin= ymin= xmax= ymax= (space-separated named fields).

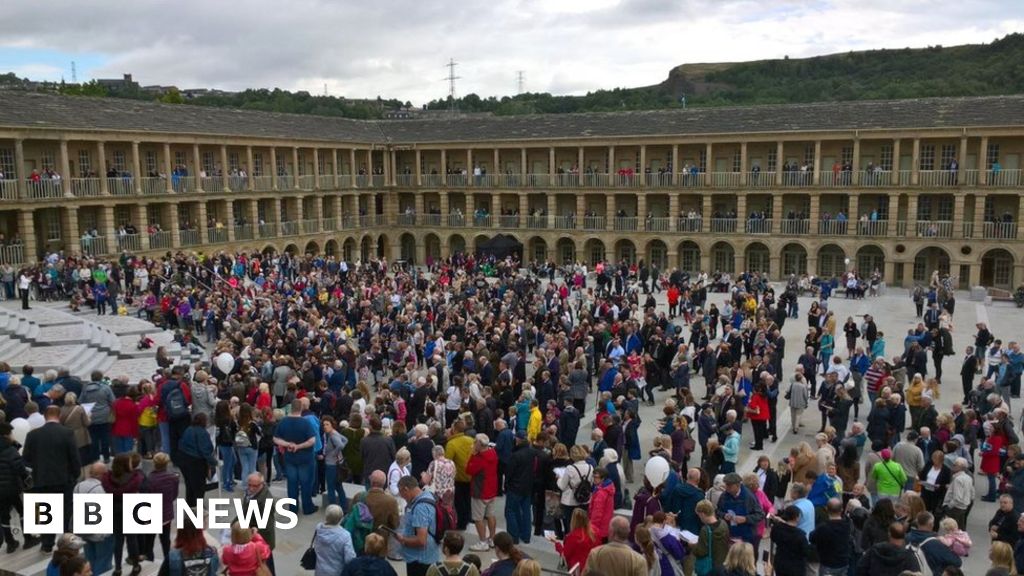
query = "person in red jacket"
xmin=667 ymin=285 xmax=680 ymax=318
xmin=588 ymin=466 xmax=616 ymax=543
xmin=550 ymin=507 xmax=600 ymax=573
xmin=747 ymin=382 xmax=771 ymax=450
xmin=465 ymin=433 xmax=500 ymax=551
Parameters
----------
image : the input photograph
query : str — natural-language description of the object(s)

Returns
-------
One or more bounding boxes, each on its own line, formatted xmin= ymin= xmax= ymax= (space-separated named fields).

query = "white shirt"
xmin=18 ymin=274 xmax=30 ymax=290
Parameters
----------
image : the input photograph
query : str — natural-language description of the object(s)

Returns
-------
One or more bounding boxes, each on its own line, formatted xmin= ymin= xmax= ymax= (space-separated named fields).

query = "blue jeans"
xmin=113 ymin=435 xmax=135 ymax=455
xmin=238 ymin=446 xmax=258 ymax=484
xmin=285 ymin=459 xmax=316 ymax=514
xmin=504 ymin=492 xmax=532 ymax=544
xmin=88 ymin=423 xmax=112 ymax=463
xmin=324 ymin=463 xmax=347 ymax=511
xmin=159 ymin=421 xmax=171 ymax=454
xmin=219 ymin=446 xmax=237 ymax=491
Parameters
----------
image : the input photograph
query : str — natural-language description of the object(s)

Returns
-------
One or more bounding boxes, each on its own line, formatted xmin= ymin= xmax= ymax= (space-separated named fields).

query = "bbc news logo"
xmin=24 ymin=495 xmax=300 ymax=534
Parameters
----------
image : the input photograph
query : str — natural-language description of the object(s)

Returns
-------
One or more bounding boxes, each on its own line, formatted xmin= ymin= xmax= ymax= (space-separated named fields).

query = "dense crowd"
xmin=0 ymin=248 xmax=1020 ymax=576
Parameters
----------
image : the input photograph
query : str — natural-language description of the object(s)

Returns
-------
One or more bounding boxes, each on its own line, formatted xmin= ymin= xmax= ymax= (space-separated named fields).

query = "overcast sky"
xmin=1 ymin=0 xmax=1021 ymax=105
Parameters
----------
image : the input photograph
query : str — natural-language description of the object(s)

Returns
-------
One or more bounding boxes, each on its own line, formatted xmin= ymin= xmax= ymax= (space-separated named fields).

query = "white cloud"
xmin=0 ymin=0 xmax=1020 ymax=104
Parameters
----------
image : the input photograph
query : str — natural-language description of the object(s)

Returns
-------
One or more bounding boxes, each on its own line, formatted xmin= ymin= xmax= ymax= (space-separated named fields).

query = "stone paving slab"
xmin=35 ymin=324 xmax=92 ymax=344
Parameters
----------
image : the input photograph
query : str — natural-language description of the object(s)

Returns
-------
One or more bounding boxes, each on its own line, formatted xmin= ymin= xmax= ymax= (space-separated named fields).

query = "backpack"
xmin=433 ymin=562 xmax=472 ymax=576
xmin=906 ymin=537 xmax=934 ymax=573
xmin=234 ymin=426 xmax=252 ymax=448
xmin=341 ymin=500 xmax=374 ymax=554
xmin=412 ymin=496 xmax=457 ymax=544
xmin=571 ymin=464 xmax=592 ymax=504
xmin=169 ymin=547 xmax=217 ymax=576
xmin=165 ymin=381 xmax=189 ymax=420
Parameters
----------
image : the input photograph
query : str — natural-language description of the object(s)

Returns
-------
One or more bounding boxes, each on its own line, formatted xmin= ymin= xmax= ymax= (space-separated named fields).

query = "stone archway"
xmin=583 ymin=238 xmax=606 ymax=266
xmin=424 ymin=233 xmax=441 ymax=264
xmin=781 ymin=243 xmax=808 ymax=276
xmin=710 ymin=241 xmax=735 ymax=274
xmin=647 ymin=239 xmax=668 ymax=271
xmin=818 ymin=244 xmax=847 ymax=279
xmin=745 ymin=242 xmax=770 ymax=275
xmin=614 ymin=239 xmax=636 ymax=264
xmin=324 ymin=239 xmax=338 ymax=258
xmin=284 ymin=243 xmax=298 ymax=255
xmin=399 ymin=233 xmax=416 ymax=262
xmin=360 ymin=235 xmax=373 ymax=261
xmin=677 ymin=241 xmax=701 ymax=274
xmin=376 ymin=234 xmax=388 ymax=259
xmin=981 ymin=248 xmax=1015 ymax=290
xmin=449 ymin=234 xmax=466 ymax=255
xmin=304 ymin=240 xmax=320 ymax=256
xmin=912 ymin=246 xmax=951 ymax=284
xmin=856 ymin=245 xmax=885 ymax=278
xmin=342 ymin=237 xmax=357 ymax=262
xmin=556 ymin=237 xmax=576 ymax=265
xmin=528 ymin=237 xmax=548 ymax=263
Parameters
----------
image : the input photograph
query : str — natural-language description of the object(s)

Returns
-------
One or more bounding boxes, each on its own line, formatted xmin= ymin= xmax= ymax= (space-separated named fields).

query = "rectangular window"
xmin=317 ymin=154 xmax=326 ymax=176
xmin=0 ymin=148 xmax=16 ymax=177
xmin=940 ymin=145 xmax=956 ymax=169
xmin=202 ymin=151 xmax=215 ymax=174
xmin=174 ymin=151 xmax=186 ymax=169
xmin=919 ymin=144 xmax=935 ymax=171
xmin=841 ymin=147 xmax=853 ymax=165
xmin=917 ymin=195 xmax=932 ymax=220
xmin=880 ymin=145 xmax=894 ymax=171
xmin=699 ymin=149 xmax=707 ymax=173
xmin=298 ymin=153 xmax=306 ymax=176
xmin=40 ymin=150 xmax=55 ymax=171
xmin=79 ymin=211 xmax=97 ymax=231
xmin=253 ymin=153 xmax=264 ymax=176
xmin=804 ymin=144 xmax=815 ymax=167
xmin=114 ymin=206 xmax=132 ymax=226
xmin=112 ymin=150 xmax=126 ymax=172
xmin=145 ymin=151 xmax=157 ymax=175
xmin=767 ymin=149 xmax=777 ymax=173
xmin=45 ymin=209 xmax=61 ymax=241
xmin=877 ymin=195 xmax=890 ymax=219
xmin=146 ymin=205 xmax=161 ymax=226
xmin=984 ymin=196 xmax=995 ymax=221
xmin=257 ymin=202 xmax=267 ymax=223
xmin=229 ymin=152 xmax=239 ymax=171
xmin=937 ymin=196 xmax=953 ymax=220
xmin=78 ymin=150 xmax=92 ymax=176
xmin=732 ymin=152 xmax=742 ymax=173
xmin=177 ymin=204 xmax=191 ymax=226
xmin=986 ymin=143 xmax=1000 ymax=169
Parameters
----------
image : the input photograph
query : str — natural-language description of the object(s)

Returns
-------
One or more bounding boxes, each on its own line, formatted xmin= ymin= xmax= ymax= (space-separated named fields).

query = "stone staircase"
xmin=0 ymin=302 xmax=205 ymax=384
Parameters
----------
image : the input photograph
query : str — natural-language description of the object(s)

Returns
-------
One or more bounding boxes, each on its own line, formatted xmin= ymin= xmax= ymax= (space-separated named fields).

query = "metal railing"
xmin=141 ymin=177 xmax=166 ymax=195
xmin=172 ymin=176 xmax=196 ymax=193
xmin=645 ymin=173 xmax=674 ymax=188
xmin=747 ymin=171 xmax=775 ymax=188
xmin=207 ymin=227 xmax=228 ymax=244
xmin=234 ymin=224 xmax=254 ymax=240
xmin=962 ymin=169 xmax=979 ymax=186
xmin=280 ymin=221 xmax=299 ymax=236
xmin=611 ymin=174 xmax=641 ymax=188
xmin=983 ymin=221 xmax=1018 ymax=239
xmin=817 ymin=220 xmax=849 ymax=235
xmin=318 ymin=175 xmax=335 ymax=189
xmin=114 ymin=234 xmax=141 ymax=252
xmin=613 ymin=216 xmax=638 ymax=231
xmin=80 ymin=235 xmax=108 ymax=256
xmin=149 ymin=231 xmax=172 ymax=250
xmin=298 ymin=175 xmax=316 ymax=190
xmin=645 ymin=217 xmax=670 ymax=232
xmin=472 ymin=214 xmax=492 ymax=227
xmin=258 ymin=223 xmax=278 ymax=237
xmin=228 ymin=176 xmax=248 ymax=191
xmin=675 ymin=217 xmax=702 ymax=232
xmin=962 ymin=222 xmax=974 ymax=238
xmin=918 ymin=170 xmax=961 ymax=187
xmin=710 ymin=218 xmax=737 ymax=233
xmin=277 ymin=175 xmax=294 ymax=189
xmin=525 ymin=215 xmax=548 ymax=229
xmin=421 ymin=174 xmax=442 ymax=187
xmin=779 ymin=219 xmax=809 ymax=235
xmin=553 ymin=215 xmax=575 ymax=230
xmin=179 ymin=229 xmax=201 ymax=246
xmin=896 ymin=221 xmax=908 ymax=237
xmin=72 ymin=178 xmax=102 ymax=197
xmin=371 ymin=175 xmax=385 ymax=187
xmin=498 ymin=215 xmax=520 ymax=228
xmin=745 ymin=219 xmax=773 ymax=234
xmin=553 ymin=174 xmax=582 ymax=187
xmin=0 ymin=180 xmax=17 ymax=200
xmin=526 ymin=174 xmax=549 ymax=188
xmin=25 ymin=179 xmax=64 ymax=199
xmin=678 ymin=172 xmax=705 ymax=188
xmin=583 ymin=216 xmax=606 ymax=230
xmin=107 ymin=177 xmax=135 ymax=196
xmin=0 ymin=244 xmax=25 ymax=265
xmin=780 ymin=171 xmax=813 ymax=186
xmin=200 ymin=177 xmax=223 ymax=193
xmin=857 ymin=220 xmax=888 ymax=236
xmin=321 ymin=218 xmax=338 ymax=232
xmin=252 ymin=175 xmax=274 ymax=191
xmin=446 ymin=214 xmax=466 ymax=227
xmin=915 ymin=220 xmax=953 ymax=238
xmin=395 ymin=174 xmax=414 ymax=187
xmin=397 ymin=213 xmax=417 ymax=226
xmin=301 ymin=219 xmax=320 ymax=234
xmin=820 ymin=172 xmax=854 ymax=188
xmin=988 ymin=169 xmax=1022 ymax=187
xmin=422 ymin=214 xmax=441 ymax=227
xmin=859 ymin=170 xmax=892 ymax=187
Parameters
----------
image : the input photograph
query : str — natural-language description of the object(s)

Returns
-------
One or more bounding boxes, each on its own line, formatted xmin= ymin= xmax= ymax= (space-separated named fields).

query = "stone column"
xmin=293 ymin=147 xmax=301 ymax=189
xmin=415 ymin=149 xmax=422 ymax=187
xmin=163 ymin=143 xmax=174 ymax=193
xmin=979 ymin=136 xmax=989 ymax=185
xmin=440 ymin=191 xmax=449 ymax=217
xmin=168 ymin=204 xmax=181 ymax=247
xmin=131 ymin=141 xmax=143 ymax=194
xmin=349 ymin=149 xmax=357 ymax=187
xmin=974 ymin=195 xmax=987 ymax=239
xmin=97 ymin=141 xmax=109 ymax=195
xmin=365 ymin=150 xmax=373 ymax=182
xmin=330 ymin=150 xmax=339 ymax=189
xmin=548 ymin=147 xmax=555 ymax=179
xmin=607 ymin=146 xmax=615 ymax=181
xmin=520 ymin=148 xmax=527 ymax=181
xmin=672 ymin=145 xmax=679 ymax=185
xmin=59 ymin=140 xmax=72 ymax=198
xmin=851 ymin=139 xmax=861 ymax=185
xmin=440 ymin=150 xmax=447 ymax=185
xmin=19 ymin=210 xmax=36 ymax=259
xmin=62 ymin=208 xmax=79 ymax=251
xmin=702 ymin=195 xmax=712 ymax=233
xmin=492 ymin=149 xmax=500 ymax=178
xmin=224 ymin=199 xmax=235 ymax=242
xmin=577 ymin=147 xmax=584 ymax=175
xmin=193 ymin=144 xmax=203 ymax=192
xmin=249 ymin=200 xmax=260 ymax=233
xmin=736 ymin=194 xmax=747 ymax=224
xmin=637 ymin=193 xmax=647 ymax=223
xmin=639 ymin=145 xmax=647 ymax=186
xmin=739 ymin=142 xmax=748 ymax=186
xmin=217 ymin=145 xmax=229 ymax=191
xmin=775 ymin=141 xmax=784 ymax=185
xmin=847 ymin=194 xmax=859 ymax=236
xmin=270 ymin=148 xmax=279 ymax=190
xmin=1018 ymin=196 xmax=1024 ymax=241
xmin=13 ymin=139 xmax=25 ymax=199
xmin=958 ymin=137 xmax=968 ymax=184
xmin=576 ymin=194 xmax=586 ymax=230
xmin=519 ymin=193 xmax=528 ymax=229
xmin=313 ymin=148 xmax=321 ymax=190
xmin=467 ymin=149 xmax=474 ymax=186
xmin=952 ymin=194 xmax=966 ymax=239
xmin=246 ymin=146 xmax=255 ymax=191
xmin=547 ymin=194 xmax=556 ymax=227
xmin=907 ymin=195 xmax=919 ymax=236
xmin=891 ymin=139 xmax=901 ymax=185
xmin=772 ymin=195 xmax=783 ymax=234
xmin=605 ymin=194 xmax=615 ymax=231
xmin=911 ymin=139 xmax=920 ymax=185
xmin=195 ymin=202 xmax=207 ymax=243
xmin=704 ymin=143 xmax=713 ymax=187
xmin=812 ymin=140 xmax=822 ymax=185
xmin=390 ymin=150 xmax=397 ymax=186
xmin=887 ymin=193 xmax=899 ymax=236
xmin=809 ymin=194 xmax=820 ymax=224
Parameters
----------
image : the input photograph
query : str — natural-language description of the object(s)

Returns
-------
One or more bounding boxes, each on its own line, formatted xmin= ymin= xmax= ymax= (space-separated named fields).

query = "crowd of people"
xmin=0 ymin=246 xmax=1019 ymax=576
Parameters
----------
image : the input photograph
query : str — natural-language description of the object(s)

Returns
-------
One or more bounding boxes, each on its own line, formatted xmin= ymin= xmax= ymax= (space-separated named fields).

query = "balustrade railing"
xmin=149 ymin=231 xmax=172 ymax=250
xmin=0 ymin=180 xmax=17 ymax=200
xmin=200 ymin=177 xmax=223 ymax=193
xmin=779 ymin=219 xmax=810 ymax=235
xmin=207 ymin=227 xmax=228 ymax=244
xmin=301 ymin=219 xmax=320 ymax=234
xmin=179 ymin=229 xmax=201 ymax=246
xmin=172 ymin=176 xmax=196 ymax=194
xmin=228 ymin=176 xmax=248 ymax=191
xmin=983 ymin=221 xmax=1018 ymax=239
xmin=645 ymin=217 xmax=670 ymax=232
xmin=0 ymin=245 xmax=25 ymax=265
xmin=857 ymin=220 xmax=888 ymax=237
xmin=252 ymin=176 xmax=274 ymax=191
xmin=115 ymin=234 xmax=142 ymax=252
xmin=280 ymin=221 xmax=298 ymax=236
xmin=525 ymin=215 xmax=548 ymax=229
xmin=745 ymin=219 xmax=773 ymax=234
xmin=234 ymin=224 xmax=255 ymax=240
xmin=988 ymin=169 xmax=1022 ymax=187
xmin=25 ymin=179 xmax=64 ymax=199
xmin=583 ymin=216 xmax=606 ymax=231
xmin=397 ymin=214 xmax=417 ymax=226
xmin=72 ymin=178 xmax=102 ymax=197
xmin=446 ymin=214 xmax=466 ymax=227
xmin=915 ymin=220 xmax=952 ymax=238
xmin=710 ymin=218 xmax=737 ymax=233
xmin=613 ymin=217 xmax=638 ymax=231
xmin=747 ymin=171 xmax=775 ymax=188
xmin=817 ymin=220 xmax=849 ymax=235
xmin=80 ymin=236 xmax=108 ymax=256
xmin=498 ymin=215 xmax=520 ymax=228
xmin=142 ymin=177 xmax=166 ymax=195
xmin=472 ymin=214 xmax=492 ymax=228
xmin=675 ymin=217 xmax=702 ymax=232
xmin=298 ymin=175 xmax=316 ymax=190
xmin=258 ymin=223 xmax=278 ymax=237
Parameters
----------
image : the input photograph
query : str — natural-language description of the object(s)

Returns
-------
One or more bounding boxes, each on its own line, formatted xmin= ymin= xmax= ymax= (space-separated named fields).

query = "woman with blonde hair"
xmin=60 ymin=391 xmax=92 ymax=467
xmin=720 ymin=541 xmax=759 ymax=576
xmin=990 ymin=540 xmax=1017 ymax=575
xmin=510 ymin=559 xmax=540 ymax=576
xmin=387 ymin=447 xmax=412 ymax=496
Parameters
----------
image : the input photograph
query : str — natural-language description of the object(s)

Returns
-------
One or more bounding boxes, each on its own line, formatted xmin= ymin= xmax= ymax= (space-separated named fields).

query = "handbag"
xmin=299 ymin=534 xmax=317 ymax=570
xmin=694 ymin=525 xmax=714 ymax=576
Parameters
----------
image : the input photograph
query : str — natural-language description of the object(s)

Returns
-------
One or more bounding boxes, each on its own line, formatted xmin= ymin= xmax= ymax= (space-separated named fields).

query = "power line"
xmin=516 ymin=70 xmax=525 ymax=94
xmin=443 ymin=58 xmax=460 ymax=114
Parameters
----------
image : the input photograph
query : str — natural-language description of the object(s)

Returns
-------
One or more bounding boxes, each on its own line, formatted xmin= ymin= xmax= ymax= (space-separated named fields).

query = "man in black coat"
xmin=23 ymin=406 xmax=81 ymax=552
xmin=504 ymin=433 xmax=538 ymax=545
xmin=960 ymin=346 xmax=979 ymax=402
xmin=856 ymin=521 xmax=921 ymax=576
xmin=0 ymin=422 xmax=35 ymax=552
